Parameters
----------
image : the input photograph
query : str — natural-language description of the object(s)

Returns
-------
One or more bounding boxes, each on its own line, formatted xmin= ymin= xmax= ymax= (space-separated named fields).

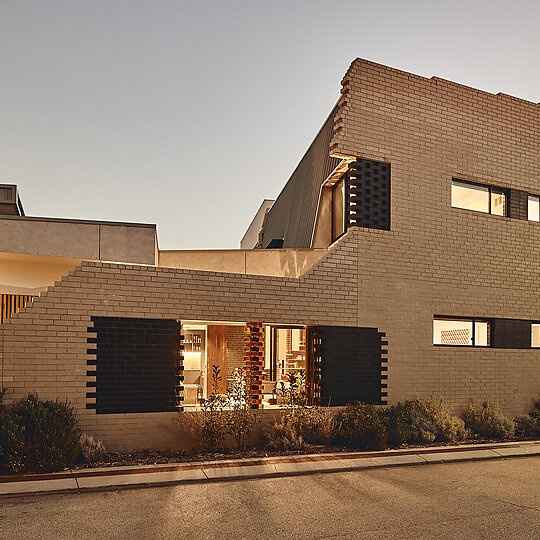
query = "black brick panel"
xmin=315 ymin=326 xmax=386 ymax=406
xmin=347 ymin=159 xmax=391 ymax=231
xmin=508 ymin=189 xmax=529 ymax=220
xmin=491 ymin=318 xmax=532 ymax=349
xmin=88 ymin=316 xmax=179 ymax=414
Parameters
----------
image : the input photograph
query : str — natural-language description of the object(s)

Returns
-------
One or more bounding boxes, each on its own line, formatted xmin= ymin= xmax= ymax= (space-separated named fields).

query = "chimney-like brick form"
xmin=244 ymin=323 xmax=264 ymax=409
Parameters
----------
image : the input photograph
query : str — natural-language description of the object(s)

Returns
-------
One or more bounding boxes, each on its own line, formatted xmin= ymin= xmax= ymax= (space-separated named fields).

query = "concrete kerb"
xmin=1 ymin=440 xmax=539 ymax=496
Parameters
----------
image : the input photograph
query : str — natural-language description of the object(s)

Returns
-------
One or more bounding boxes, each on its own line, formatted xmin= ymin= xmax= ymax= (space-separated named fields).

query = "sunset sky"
xmin=2 ymin=0 xmax=538 ymax=249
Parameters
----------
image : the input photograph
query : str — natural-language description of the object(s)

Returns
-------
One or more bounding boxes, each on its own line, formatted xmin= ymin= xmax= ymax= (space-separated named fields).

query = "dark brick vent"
xmin=508 ymin=189 xmax=529 ymax=220
xmin=308 ymin=326 xmax=387 ymax=407
xmin=346 ymin=158 xmax=391 ymax=231
xmin=87 ymin=316 xmax=181 ymax=414
xmin=490 ymin=318 xmax=533 ymax=349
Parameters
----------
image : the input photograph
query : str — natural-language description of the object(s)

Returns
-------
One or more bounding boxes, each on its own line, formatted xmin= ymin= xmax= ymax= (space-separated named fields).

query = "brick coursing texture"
xmin=1 ymin=59 xmax=539 ymax=449
xmin=226 ymin=326 xmax=245 ymax=379
xmin=0 ymin=232 xmax=358 ymax=450
xmin=330 ymin=59 xmax=539 ymax=418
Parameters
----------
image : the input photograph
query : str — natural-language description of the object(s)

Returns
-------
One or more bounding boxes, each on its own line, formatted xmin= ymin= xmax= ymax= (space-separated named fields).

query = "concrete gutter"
xmin=1 ymin=440 xmax=539 ymax=497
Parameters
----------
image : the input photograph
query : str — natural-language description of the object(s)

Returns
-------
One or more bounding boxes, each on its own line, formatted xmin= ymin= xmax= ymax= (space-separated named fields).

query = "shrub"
xmin=514 ymin=415 xmax=540 ymax=439
xmin=199 ymin=366 xmax=228 ymax=450
xmin=1 ymin=395 xmax=80 ymax=473
xmin=332 ymin=403 xmax=388 ymax=450
xmin=514 ymin=397 xmax=540 ymax=439
xmin=408 ymin=399 xmax=468 ymax=444
xmin=79 ymin=433 xmax=107 ymax=464
xmin=294 ymin=407 xmax=335 ymax=445
xmin=0 ymin=389 xmax=8 ymax=463
xmin=529 ymin=397 xmax=540 ymax=421
xmin=462 ymin=401 xmax=514 ymax=441
xmin=264 ymin=420 xmax=304 ymax=451
xmin=225 ymin=368 xmax=259 ymax=450
xmin=384 ymin=402 xmax=412 ymax=448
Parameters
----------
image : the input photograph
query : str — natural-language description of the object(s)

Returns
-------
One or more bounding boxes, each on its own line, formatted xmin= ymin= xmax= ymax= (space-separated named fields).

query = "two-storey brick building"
xmin=1 ymin=59 xmax=538 ymax=449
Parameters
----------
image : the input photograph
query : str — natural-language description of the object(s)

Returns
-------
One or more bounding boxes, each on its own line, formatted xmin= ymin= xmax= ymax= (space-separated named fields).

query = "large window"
xmin=451 ymin=180 xmax=506 ymax=216
xmin=528 ymin=195 xmax=540 ymax=222
xmin=433 ymin=318 xmax=489 ymax=346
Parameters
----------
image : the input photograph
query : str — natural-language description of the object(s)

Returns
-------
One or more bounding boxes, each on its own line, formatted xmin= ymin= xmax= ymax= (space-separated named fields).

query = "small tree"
xmin=200 ymin=365 xmax=227 ymax=450
xmin=225 ymin=367 xmax=259 ymax=450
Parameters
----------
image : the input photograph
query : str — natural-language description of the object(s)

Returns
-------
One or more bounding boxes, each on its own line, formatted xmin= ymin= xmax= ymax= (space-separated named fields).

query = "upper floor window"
xmin=433 ymin=317 xmax=489 ymax=346
xmin=451 ymin=179 xmax=507 ymax=216
xmin=528 ymin=195 xmax=539 ymax=222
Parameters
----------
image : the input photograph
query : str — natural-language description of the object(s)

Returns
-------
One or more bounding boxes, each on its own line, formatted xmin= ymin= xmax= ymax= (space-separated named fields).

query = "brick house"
xmin=0 ymin=59 xmax=538 ymax=449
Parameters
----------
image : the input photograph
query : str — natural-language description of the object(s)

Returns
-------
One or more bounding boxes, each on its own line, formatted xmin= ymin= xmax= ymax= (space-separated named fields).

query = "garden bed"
xmin=69 ymin=437 xmax=527 ymax=471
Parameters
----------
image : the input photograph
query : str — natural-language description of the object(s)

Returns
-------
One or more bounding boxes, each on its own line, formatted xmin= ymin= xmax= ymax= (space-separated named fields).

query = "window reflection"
xmin=491 ymin=190 xmax=505 ymax=216
xmin=451 ymin=180 xmax=506 ymax=216
xmin=532 ymin=324 xmax=540 ymax=348
xmin=434 ymin=319 xmax=473 ymax=345
xmin=332 ymin=178 xmax=345 ymax=241
xmin=452 ymin=181 xmax=489 ymax=213
xmin=528 ymin=195 xmax=540 ymax=222
xmin=434 ymin=318 xmax=490 ymax=346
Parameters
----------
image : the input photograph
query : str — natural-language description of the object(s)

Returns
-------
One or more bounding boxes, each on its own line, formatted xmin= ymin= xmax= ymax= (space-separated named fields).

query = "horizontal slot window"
xmin=451 ymin=180 xmax=507 ymax=216
xmin=434 ymin=318 xmax=489 ymax=347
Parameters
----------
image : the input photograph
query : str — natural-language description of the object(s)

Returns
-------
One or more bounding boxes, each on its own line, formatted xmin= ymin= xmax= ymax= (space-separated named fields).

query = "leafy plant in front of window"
xmin=199 ymin=365 xmax=228 ymax=450
xmin=225 ymin=367 xmax=259 ymax=450
xmin=269 ymin=371 xmax=335 ymax=447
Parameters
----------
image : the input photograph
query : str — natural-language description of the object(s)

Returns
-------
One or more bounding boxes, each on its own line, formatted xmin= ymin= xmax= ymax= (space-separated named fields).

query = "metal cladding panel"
xmin=262 ymin=104 xmax=341 ymax=248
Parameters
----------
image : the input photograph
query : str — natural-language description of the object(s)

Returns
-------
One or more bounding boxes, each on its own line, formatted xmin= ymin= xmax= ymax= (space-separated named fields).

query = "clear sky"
xmin=1 ymin=0 xmax=538 ymax=249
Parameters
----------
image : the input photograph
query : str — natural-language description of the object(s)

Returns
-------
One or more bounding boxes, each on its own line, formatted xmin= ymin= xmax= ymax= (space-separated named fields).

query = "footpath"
xmin=1 ymin=440 xmax=539 ymax=496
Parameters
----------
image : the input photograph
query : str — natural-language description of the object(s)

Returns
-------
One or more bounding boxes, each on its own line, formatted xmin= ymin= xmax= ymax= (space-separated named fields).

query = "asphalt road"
xmin=1 ymin=457 xmax=539 ymax=540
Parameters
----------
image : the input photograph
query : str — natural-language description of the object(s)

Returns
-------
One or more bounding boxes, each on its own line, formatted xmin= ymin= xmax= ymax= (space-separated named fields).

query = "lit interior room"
xmin=180 ymin=321 xmax=307 ymax=409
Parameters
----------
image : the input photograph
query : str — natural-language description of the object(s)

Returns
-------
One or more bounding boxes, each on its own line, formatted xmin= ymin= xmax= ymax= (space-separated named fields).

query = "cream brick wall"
xmin=1 ymin=60 xmax=538 ymax=450
xmin=331 ymin=59 xmax=539 ymax=416
xmin=0 ymin=233 xmax=357 ymax=450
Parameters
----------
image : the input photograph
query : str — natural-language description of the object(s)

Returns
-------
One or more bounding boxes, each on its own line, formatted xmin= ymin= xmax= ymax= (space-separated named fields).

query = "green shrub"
xmin=514 ymin=415 xmax=540 ymax=439
xmin=529 ymin=397 xmax=540 ymax=421
xmin=384 ymin=402 xmax=412 ymax=448
xmin=462 ymin=401 xmax=514 ymax=441
xmin=264 ymin=420 xmax=305 ymax=451
xmin=514 ymin=397 xmax=540 ymax=439
xmin=332 ymin=403 xmax=388 ymax=450
xmin=79 ymin=433 xmax=107 ymax=464
xmin=225 ymin=368 xmax=259 ymax=450
xmin=1 ymin=395 xmax=81 ymax=473
xmin=264 ymin=407 xmax=333 ymax=451
xmin=284 ymin=406 xmax=334 ymax=445
xmin=0 ymin=389 xmax=8 ymax=463
xmin=408 ymin=399 xmax=468 ymax=444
